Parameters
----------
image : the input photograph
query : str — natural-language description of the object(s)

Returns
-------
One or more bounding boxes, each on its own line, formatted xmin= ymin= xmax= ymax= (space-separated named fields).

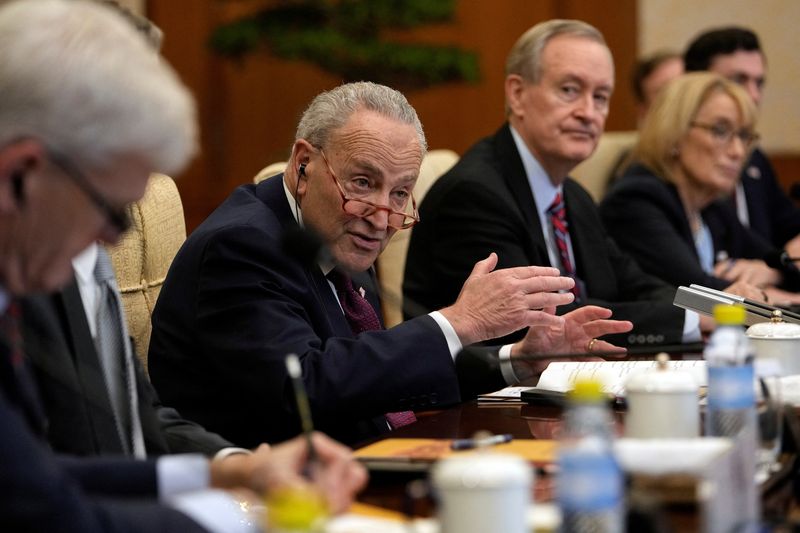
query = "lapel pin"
xmin=358 ymin=286 xmax=366 ymax=298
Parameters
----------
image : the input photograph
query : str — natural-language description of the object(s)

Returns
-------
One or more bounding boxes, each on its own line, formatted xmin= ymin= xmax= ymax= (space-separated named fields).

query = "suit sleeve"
xmin=57 ymin=455 xmax=159 ymax=498
xmin=756 ymin=153 xmax=800 ymax=246
xmin=575 ymin=233 xmax=686 ymax=345
xmin=133 ymin=356 xmax=235 ymax=456
xmin=599 ymin=184 xmax=729 ymax=291
xmin=0 ymin=393 xmax=207 ymax=533
xmin=193 ymin=224 xmax=462 ymax=422
xmin=564 ymin=184 xmax=684 ymax=345
xmin=411 ymin=178 xmax=685 ymax=346
xmin=408 ymin=179 xmax=539 ymax=315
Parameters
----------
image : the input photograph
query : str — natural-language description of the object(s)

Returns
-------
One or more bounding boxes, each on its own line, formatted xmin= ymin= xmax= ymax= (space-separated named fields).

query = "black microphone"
xmin=763 ymin=249 xmax=800 ymax=274
xmin=280 ymin=224 xmax=436 ymax=318
xmin=11 ymin=171 xmax=24 ymax=205
xmin=789 ymin=182 xmax=800 ymax=202
xmin=280 ymin=224 xmax=336 ymax=270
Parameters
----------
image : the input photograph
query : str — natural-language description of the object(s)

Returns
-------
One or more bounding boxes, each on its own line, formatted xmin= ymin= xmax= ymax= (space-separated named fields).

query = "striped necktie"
xmin=547 ymin=192 xmax=582 ymax=300
xmin=94 ymin=247 xmax=146 ymax=458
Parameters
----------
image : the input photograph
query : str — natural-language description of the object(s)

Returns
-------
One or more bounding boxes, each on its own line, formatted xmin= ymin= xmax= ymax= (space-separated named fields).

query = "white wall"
xmin=640 ymin=0 xmax=800 ymax=153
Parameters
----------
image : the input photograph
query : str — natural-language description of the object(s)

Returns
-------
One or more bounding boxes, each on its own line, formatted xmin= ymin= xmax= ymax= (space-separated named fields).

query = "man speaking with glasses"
xmin=148 ymin=81 xmax=632 ymax=447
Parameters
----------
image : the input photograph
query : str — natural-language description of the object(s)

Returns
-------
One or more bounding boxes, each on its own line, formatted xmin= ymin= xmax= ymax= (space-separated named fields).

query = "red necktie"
xmin=0 ymin=300 xmax=47 ymax=436
xmin=327 ymin=270 xmax=416 ymax=429
xmin=547 ymin=192 xmax=582 ymax=300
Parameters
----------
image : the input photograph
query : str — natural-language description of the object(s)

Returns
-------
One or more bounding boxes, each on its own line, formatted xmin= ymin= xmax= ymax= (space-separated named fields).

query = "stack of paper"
xmin=533 ymin=359 xmax=707 ymax=397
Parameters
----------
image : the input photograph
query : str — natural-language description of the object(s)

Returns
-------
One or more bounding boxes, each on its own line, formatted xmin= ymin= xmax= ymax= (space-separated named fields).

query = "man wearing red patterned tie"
xmin=148 ymin=81 xmax=632 ymax=448
xmin=0 ymin=1 xmax=366 ymax=530
xmin=405 ymin=19 xmax=704 ymax=349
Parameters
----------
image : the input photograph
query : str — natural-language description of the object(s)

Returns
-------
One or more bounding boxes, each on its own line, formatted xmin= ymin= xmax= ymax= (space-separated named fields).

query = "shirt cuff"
xmin=157 ymin=454 xmax=210 ymax=500
xmin=498 ymin=344 xmax=520 ymax=385
xmin=682 ymin=310 xmax=702 ymax=343
xmin=213 ymin=447 xmax=252 ymax=462
xmin=167 ymin=489 xmax=261 ymax=533
xmin=429 ymin=311 xmax=463 ymax=361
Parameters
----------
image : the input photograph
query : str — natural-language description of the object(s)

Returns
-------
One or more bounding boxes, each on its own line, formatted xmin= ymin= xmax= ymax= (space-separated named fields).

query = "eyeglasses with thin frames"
xmin=47 ymin=149 xmax=131 ymax=235
xmin=317 ymin=148 xmax=419 ymax=230
xmin=689 ymin=121 xmax=760 ymax=150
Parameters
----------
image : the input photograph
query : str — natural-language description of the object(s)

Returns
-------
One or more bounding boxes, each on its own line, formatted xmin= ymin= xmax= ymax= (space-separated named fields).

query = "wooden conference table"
xmin=354 ymin=398 xmax=800 ymax=531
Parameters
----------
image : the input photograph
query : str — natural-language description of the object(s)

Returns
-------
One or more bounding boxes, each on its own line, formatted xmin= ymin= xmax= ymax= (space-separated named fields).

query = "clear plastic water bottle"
xmin=558 ymin=379 xmax=624 ymax=533
xmin=704 ymin=303 xmax=759 ymax=531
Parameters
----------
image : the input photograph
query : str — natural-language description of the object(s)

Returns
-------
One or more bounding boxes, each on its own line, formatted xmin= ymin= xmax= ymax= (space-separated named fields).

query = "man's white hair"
xmin=0 ymin=0 xmax=197 ymax=175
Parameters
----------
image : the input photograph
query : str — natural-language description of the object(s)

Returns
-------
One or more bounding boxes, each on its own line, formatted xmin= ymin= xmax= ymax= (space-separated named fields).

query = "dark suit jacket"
xmin=404 ymin=124 xmax=686 ymax=347
xmin=0 ymin=318 xmax=207 ymax=532
xmin=20 ymin=281 xmax=234 ymax=458
xmin=740 ymin=148 xmax=800 ymax=248
xmin=599 ymin=165 xmax=778 ymax=291
xmin=149 ymin=175 xmax=477 ymax=447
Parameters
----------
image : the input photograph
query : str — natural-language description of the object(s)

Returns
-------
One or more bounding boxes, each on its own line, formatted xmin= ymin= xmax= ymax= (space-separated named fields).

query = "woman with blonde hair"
xmin=600 ymin=72 xmax=800 ymax=303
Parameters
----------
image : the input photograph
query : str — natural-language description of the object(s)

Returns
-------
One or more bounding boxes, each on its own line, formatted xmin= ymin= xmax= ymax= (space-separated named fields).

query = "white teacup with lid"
xmin=747 ymin=309 xmax=800 ymax=375
xmin=625 ymin=353 xmax=700 ymax=439
xmin=431 ymin=447 xmax=532 ymax=533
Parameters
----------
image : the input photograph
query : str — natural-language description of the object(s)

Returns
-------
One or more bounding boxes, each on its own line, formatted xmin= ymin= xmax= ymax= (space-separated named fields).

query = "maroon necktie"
xmin=327 ymin=270 xmax=416 ymax=429
xmin=547 ymin=192 xmax=582 ymax=300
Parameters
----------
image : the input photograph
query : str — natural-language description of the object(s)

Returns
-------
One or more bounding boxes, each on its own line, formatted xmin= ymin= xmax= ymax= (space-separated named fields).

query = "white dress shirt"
xmin=510 ymin=126 xmax=577 ymax=274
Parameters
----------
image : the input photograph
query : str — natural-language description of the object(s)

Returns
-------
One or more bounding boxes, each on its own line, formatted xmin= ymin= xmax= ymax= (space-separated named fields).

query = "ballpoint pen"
xmin=451 ymin=433 xmax=513 ymax=450
xmin=268 ymin=355 xmax=328 ymax=531
xmin=285 ymin=353 xmax=318 ymax=466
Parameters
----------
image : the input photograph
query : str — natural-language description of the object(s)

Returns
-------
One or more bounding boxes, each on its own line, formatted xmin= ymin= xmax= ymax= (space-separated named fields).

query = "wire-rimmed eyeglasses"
xmin=317 ymin=148 xmax=419 ymax=230
xmin=690 ymin=121 xmax=760 ymax=150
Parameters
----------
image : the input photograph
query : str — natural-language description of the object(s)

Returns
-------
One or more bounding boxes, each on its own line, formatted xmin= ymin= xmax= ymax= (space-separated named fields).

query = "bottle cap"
xmin=265 ymin=485 xmax=328 ymax=532
xmin=568 ymin=379 xmax=604 ymax=402
xmin=712 ymin=303 xmax=745 ymax=325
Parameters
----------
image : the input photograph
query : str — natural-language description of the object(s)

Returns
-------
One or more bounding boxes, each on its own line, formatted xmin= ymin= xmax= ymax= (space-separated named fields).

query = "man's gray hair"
xmin=505 ymin=19 xmax=607 ymax=83
xmin=0 ymin=0 xmax=197 ymax=175
xmin=295 ymin=81 xmax=427 ymax=155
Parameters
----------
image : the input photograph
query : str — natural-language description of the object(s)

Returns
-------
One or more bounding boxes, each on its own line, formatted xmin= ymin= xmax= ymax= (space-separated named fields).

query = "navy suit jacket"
xmin=599 ymin=166 xmax=779 ymax=290
xmin=0 ymin=314 xmax=208 ymax=532
xmin=20 ymin=281 xmax=234 ymax=458
xmin=404 ymin=124 xmax=686 ymax=347
xmin=149 ymin=175 xmax=474 ymax=447
xmin=740 ymin=148 xmax=800 ymax=248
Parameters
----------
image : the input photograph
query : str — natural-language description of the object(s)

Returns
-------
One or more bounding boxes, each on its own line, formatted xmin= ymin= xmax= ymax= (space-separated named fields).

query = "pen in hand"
xmin=451 ymin=433 xmax=513 ymax=451
xmin=285 ymin=353 xmax=318 ymax=469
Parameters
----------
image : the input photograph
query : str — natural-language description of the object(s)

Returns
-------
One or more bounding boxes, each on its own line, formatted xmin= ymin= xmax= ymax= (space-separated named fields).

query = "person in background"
xmin=0 ymin=1 xmax=362 ymax=531
xmin=404 ymin=19 xmax=704 ymax=348
xmin=605 ymin=50 xmax=685 ymax=185
xmin=148 ymin=80 xmax=632 ymax=448
xmin=600 ymin=73 xmax=800 ymax=304
xmin=632 ymin=50 xmax=684 ymax=125
xmin=685 ymin=27 xmax=800 ymax=258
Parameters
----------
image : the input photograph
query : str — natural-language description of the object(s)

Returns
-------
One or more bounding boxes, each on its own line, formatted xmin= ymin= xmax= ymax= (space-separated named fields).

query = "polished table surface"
xmin=355 ymin=399 xmax=800 ymax=530
xmin=384 ymin=401 xmax=566 ymax=439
